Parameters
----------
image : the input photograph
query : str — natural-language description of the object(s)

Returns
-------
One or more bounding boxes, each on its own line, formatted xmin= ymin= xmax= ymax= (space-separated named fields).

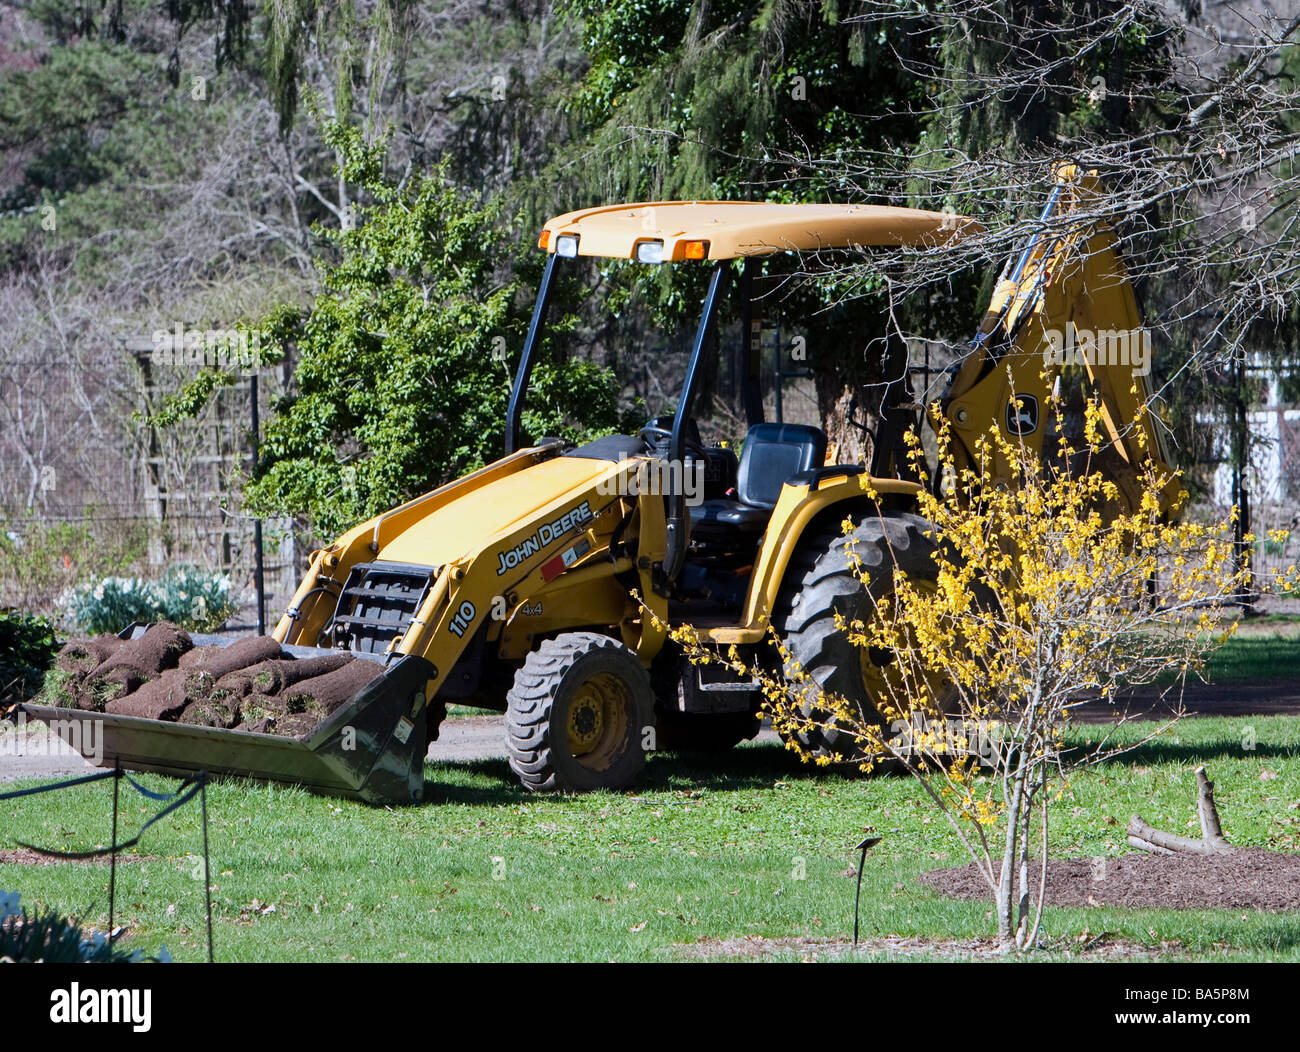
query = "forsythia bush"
xmin=672 ymin=392 xmax=1293 ymax=950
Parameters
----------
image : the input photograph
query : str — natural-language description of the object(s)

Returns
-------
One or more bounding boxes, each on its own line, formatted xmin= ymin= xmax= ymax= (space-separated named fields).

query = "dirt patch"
xmin=1072 ymin=681 xmax=1300 ymax=722
xmin=674 ymin=932 xmax=1176 ymax=961
xmin=0 ymin=847 xmax=152 ymax=866
xmin=920 ymin=848 xmax=1300 ymax=911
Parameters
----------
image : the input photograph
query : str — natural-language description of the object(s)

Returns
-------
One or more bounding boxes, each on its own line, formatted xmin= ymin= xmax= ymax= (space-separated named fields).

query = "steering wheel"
xmin=637 ymin=424 xmax=710 ymax=461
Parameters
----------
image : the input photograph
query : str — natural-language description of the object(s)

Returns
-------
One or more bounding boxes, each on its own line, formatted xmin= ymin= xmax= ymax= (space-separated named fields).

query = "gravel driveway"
xmin=0 ymin=713 xmax=530 ymax=782
xmin=5 ymin=681 xmax=1299 ymax=783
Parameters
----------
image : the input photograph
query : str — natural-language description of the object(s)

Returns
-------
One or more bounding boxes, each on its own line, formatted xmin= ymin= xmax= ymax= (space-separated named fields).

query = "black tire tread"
xmin=505 ymin=631 xmax=652 ymax=792
xmin=773 ymin=512 xmax=940 ymax=760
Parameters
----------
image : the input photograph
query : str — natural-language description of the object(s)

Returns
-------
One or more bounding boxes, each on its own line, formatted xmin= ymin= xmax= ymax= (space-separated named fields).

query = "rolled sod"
xmin=271 ymin=713 xmax=320 ymax=740
xmin=279 ymin=659 xmax=381 ymax=718
xmin=230 ymin=695 xmax=303 ymax=736
xmin=90 ymin=623 xmax=192 ymax=682
xmin=48 ymin=636 xmax=131 ymax=711
xmin=177 ymin=691 xmax=242 ymax=729
xmin=54 ymin=636 xmax=124 ymax=678
xmin=176 ymin=635 xmax=283 ymax=678
xmin=105 ymin=667 xmax=191 ymax=721
xmin=215 ymin=653 xmax=352 ymax=698
xmin=233 ymin=709 xmax=320 ymax=740
xmin=96 ymin=666 xmax=143 ymax=703
xmin=40 ymin=668 xmax=81 ymax=709
xmin=63 ymin=664 xmax=144 ymax=712
xmin=236 ymin=693 xmax=290 ymax=725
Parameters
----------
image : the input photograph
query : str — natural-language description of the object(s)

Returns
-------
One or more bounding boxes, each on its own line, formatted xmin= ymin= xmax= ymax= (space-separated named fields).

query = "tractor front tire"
xmin=773 ymin=512 xmax=942 ymax=764
xmin=506 ymin=632 xmax=654 ymax=792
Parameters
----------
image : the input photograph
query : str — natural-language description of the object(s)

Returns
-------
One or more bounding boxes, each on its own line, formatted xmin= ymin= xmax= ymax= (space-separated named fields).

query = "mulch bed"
xmin=40 ymin=625 xmax=379 ymax=740
xmin=673 ymin=932 xmax=1175 ymax=960
xmin=919 ymin=847 xmax=1300 ymax=911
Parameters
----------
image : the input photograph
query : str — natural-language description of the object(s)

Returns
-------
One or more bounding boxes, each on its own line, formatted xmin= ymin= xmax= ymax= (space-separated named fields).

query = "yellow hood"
xmin=374 ymin=454 xmax=612 ymax=567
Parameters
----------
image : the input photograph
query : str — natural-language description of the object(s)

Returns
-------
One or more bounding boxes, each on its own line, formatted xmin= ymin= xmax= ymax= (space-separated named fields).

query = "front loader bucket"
xmin=22 ymin=632 xmax=434 ymax=805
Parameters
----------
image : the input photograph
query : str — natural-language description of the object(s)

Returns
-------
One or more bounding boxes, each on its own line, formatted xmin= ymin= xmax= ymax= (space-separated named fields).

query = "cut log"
xmin=1128 ymin=766 xmax=1236 ymax=855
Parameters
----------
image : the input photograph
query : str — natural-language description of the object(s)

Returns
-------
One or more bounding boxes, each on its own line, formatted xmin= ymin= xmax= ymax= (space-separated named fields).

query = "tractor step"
xmin=679 ymin=663 xmax=761 ymax=714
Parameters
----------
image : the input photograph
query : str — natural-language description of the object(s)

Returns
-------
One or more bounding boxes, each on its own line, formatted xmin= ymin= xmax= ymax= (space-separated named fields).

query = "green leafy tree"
xmin=242 ymin=118 xmax=629 ymax=538
xmin=545 ymin=0 xmax=939 ymax=450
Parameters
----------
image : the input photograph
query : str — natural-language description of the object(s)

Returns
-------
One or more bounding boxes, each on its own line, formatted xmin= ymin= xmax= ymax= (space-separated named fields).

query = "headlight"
xmin=635 ymin=240 xmax=664 ymax=264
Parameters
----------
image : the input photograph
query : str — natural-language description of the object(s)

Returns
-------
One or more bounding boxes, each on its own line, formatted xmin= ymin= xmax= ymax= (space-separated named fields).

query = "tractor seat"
xmin=691 ymin=423 xmax=827 ymax=540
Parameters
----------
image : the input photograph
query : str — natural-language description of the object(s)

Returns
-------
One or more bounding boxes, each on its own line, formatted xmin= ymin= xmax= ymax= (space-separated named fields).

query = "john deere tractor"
xmin=27 ymin=170 xmax=1173 ymax=802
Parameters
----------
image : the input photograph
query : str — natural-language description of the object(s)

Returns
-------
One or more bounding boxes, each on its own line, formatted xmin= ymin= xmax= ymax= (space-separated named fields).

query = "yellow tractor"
xmin=27 ymin=167 xmax=1174 ymax=802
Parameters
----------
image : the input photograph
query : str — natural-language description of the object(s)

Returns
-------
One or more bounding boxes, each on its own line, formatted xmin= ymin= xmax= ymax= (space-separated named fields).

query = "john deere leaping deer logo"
xmin=1006 ymin=394 xmax=1039 ymax=436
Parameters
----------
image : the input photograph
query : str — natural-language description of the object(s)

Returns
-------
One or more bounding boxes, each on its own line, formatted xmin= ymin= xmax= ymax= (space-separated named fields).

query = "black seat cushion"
xmin=690 ymin=422 xmax=828 ymax=540
xmin=690 ymin=500 xmax=770 ymax=534
xmin=735 ymin=422 xmax=827 ymax=509
xmin=563 ymin=434 xmax=647 ymax=462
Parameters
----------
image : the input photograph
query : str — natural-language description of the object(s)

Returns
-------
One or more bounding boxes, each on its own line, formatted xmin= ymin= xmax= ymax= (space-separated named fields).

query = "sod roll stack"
xmin=44 ymin=626 xmax=380 ymax=740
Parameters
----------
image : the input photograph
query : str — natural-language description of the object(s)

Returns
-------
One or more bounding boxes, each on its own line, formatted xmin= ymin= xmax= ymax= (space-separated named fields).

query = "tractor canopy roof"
xmin=538 ymin=201 xmax=982 ymax=263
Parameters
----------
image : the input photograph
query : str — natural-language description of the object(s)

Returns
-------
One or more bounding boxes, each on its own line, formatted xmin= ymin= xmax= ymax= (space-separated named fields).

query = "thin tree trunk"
xmin=1026 ymin=776 xmax=1050 ymax=950
xmin=1016 ymin=790 xmax=1031 ymax=944
xmin=998 ymin=766 xmax=1027 ymax=946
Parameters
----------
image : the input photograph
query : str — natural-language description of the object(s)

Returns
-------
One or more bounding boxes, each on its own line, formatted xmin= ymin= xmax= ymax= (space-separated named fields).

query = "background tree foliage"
xmin=2 ymin=0 xmax=1298 ymax=560
xmin=243 ymin=118 xmax=629 ymax=538
xmin=545 ymin=0 xmax=941 ymax=443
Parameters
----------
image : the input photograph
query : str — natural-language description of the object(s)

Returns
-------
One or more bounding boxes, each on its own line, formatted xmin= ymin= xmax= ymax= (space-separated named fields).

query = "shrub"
xmin=667 ymin=404 xmax=1264 ymax=951
xmin=0 ymin=517 xmax=150 ymax=618
xmin=64 ymin=577 xmax=160 ymax=635
xmin=0 ymin=609 xmax=59 ymax=705
xmin=154 ymin=565 xmax=237 ymax=630
xmin=0 ymin=890 xmax=169 ymax=963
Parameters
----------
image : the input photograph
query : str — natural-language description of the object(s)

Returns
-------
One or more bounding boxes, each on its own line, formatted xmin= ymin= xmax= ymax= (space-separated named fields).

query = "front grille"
xmin=330 ymin=561 xmax=438 ymax=655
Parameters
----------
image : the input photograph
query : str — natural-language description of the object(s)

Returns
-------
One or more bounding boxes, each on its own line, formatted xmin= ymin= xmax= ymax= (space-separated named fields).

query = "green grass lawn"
xmin=2 ymin=715 xmax=1298 ymax=962
xmin=1201 ymin=633 xmax=1300 ymax=684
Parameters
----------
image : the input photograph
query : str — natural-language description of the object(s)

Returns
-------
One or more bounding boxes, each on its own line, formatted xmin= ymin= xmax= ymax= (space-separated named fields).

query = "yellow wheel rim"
xmin=566 ymin=673 xmax=630 ymax=764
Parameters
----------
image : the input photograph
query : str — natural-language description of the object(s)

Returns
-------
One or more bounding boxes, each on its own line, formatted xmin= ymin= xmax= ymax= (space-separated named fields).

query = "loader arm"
xmin=936 ymin=166 xmax=1179 ymax=516
xmin=274 ymin=444 xmax=683 ymax=702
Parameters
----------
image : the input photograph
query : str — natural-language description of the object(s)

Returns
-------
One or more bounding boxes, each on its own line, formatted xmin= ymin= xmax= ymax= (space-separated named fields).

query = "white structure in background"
xmin=1210 ymin=360 xmax=1300 ymax=512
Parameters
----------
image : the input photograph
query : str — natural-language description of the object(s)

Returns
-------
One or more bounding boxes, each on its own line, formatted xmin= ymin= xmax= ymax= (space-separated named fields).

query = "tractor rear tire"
xmin=773 ymin=512 xmax=942 ymax=764
xmin=506 ymin=632 xmax=654 ymax=793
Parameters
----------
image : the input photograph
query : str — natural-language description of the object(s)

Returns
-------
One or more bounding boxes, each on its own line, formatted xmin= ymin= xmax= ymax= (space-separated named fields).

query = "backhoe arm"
xmin=936 ymin=166 xmax=1179 ymax=516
